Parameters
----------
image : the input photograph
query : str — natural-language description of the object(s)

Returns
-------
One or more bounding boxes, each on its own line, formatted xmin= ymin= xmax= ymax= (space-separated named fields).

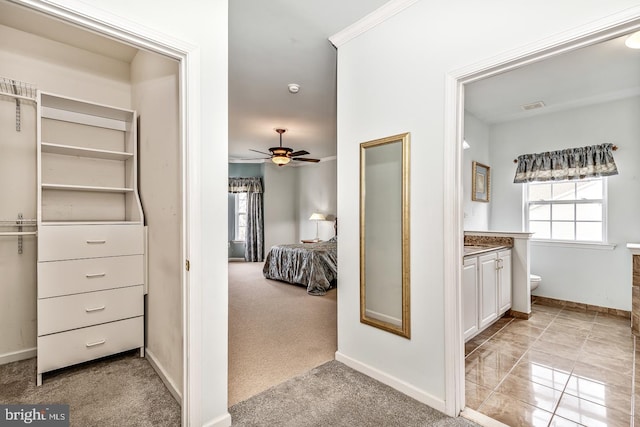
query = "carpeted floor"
xmin=229 ymin=360 xmax=481 ymax=427
xmin=0 ymin=351 xmax=181 ymax=426
xmin=228 ymin=261 xmax=337 ymax=406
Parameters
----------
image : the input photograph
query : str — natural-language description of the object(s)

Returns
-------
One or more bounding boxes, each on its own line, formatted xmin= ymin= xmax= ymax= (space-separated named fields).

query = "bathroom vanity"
xmin=463 ymin=245 xmax=512 ymax=341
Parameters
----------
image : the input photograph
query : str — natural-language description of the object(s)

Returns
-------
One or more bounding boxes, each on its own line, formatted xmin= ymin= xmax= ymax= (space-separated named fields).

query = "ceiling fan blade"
xmin=292 ymin=157 xmax=320 ymax=163
xmin=249 ymin=148 xmax=272 ymax=156
xmin=289 ymin=150 xmax=309 ymax=157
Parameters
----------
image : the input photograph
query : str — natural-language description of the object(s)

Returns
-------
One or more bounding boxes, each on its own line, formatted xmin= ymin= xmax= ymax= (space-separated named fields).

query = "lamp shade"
xmin=309 ymin=213 xmax=326 ymax=221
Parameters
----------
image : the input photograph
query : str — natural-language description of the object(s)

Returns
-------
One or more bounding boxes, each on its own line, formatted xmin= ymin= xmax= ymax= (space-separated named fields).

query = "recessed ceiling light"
xmin=288 ymin=83 xmax=300 ymax=94
xmin=625 ymin=31 xmax=640 ymax=49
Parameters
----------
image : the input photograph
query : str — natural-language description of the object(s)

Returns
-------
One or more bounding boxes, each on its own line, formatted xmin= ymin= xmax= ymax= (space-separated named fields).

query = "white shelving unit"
xmin=36 ymin=91 xmax=145 ymax=385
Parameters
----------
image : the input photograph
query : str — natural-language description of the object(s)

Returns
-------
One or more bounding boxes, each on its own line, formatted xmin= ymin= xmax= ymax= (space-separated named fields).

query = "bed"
xmin=262 ymin=236 xmax=337 ymax=295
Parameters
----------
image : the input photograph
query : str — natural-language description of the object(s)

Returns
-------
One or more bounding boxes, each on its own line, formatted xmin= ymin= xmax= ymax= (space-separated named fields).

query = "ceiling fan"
xmin=249 ymin=129 xmax=320 ymax=166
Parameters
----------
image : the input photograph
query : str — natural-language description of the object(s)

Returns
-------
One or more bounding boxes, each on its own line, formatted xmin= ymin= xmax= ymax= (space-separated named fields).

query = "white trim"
xmin=10 ymin=1 xmax=209 ymax=426
xmin=145 ymin=348 xmax=183 ymax=404
xmin=202 ymin=414 xmax=232 ymax=427
xmin=461 ymin=409 xmax=510 ymax=427
xmin=445 ymin=5 xmax=640 ymax=423
xmin=335 ymin=351 xmax=446 ymax=413
xmin=531 ymin=240 xmax=616 ymax=250
xmin=328 ymin=0 xmax=420 ymax=47
xmin=0 ymin=347 xmax=37 ymax=365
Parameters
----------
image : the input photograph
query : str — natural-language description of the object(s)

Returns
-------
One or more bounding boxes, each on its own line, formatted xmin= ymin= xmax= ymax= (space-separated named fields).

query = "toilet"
xmin=530 ymin=274 xmax=542 ymax=292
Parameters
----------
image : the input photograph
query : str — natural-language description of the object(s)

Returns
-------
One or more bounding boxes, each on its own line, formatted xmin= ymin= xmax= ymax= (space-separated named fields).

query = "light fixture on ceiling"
xmin=625 ymin=31 xmax=640 ymax=49
xmin=271 ymin=129 xmax=291 ymax=165
xmin=288 ymin=83 xmax=300 ymax=93
xmin=309 ymin=212 xmax=326 ymax=241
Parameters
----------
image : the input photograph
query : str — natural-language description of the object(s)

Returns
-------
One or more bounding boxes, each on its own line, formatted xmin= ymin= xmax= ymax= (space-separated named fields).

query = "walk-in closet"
xmin=0 ymin=0 xmax=184 ymax=412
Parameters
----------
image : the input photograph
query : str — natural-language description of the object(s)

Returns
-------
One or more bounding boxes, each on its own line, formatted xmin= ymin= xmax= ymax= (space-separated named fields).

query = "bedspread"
xmin=262 ymin=240 xmax=337 ymax=295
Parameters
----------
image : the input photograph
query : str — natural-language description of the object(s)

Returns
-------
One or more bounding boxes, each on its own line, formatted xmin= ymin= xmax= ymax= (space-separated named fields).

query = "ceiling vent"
xmin=521 ymin=101 xmax=546 ymax=111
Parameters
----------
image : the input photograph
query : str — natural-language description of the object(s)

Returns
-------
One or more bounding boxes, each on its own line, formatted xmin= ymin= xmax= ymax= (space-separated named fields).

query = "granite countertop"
xmin=463 ymin=245 xmax=509 ymax=257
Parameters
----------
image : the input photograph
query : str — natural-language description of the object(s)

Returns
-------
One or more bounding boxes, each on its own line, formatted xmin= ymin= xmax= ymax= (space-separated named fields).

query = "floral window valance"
xmin=513 ymin=143 xmax=618 ymax=184
xmin=228 ymin=177 xmax=263 ymax=193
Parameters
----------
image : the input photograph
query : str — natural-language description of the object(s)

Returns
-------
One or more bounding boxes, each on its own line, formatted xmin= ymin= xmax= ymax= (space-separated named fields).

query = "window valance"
xmin=513 ymin=143 xmax=618 ymax=184
xmin=228 ymin=177 xmax=263 ymax=193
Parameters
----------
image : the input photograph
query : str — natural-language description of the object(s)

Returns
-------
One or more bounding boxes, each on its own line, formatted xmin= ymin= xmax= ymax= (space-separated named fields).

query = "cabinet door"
xmin=478 ymin=253 xmax=498 ymax=329
xmin=462 ymin=257 xmax=479 ymax=340
xmin=498 ymin=250 xmax=512 ymax=314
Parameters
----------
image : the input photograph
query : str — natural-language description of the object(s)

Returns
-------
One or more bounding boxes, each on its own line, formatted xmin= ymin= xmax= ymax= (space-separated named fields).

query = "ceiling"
xmin=0 ymin=1 xmax=138 ymax=63
xmin=465 ymin=34 xmax=640 ymax=124
xmin=228 ymin=0 xmax=389 ymax=162
xmin=3 ymin=1 xmax=636 ymax=156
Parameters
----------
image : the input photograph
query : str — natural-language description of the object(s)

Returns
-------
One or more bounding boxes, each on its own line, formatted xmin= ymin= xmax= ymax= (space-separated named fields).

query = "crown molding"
xmin=328 ymin=0 xmax=420 ymax=48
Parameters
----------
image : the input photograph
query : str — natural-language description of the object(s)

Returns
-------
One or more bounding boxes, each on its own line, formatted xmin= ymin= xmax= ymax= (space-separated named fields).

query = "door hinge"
xmin=185 ymin=259 xmax=190 ymax=272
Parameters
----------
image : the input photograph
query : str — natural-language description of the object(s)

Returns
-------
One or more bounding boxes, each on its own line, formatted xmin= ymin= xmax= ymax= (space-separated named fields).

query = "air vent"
xmin=521 ymin=101 xmax=545 ymax=111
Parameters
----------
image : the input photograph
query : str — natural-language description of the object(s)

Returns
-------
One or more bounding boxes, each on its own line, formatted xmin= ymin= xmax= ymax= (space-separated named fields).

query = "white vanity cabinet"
xmin=463 ymin=248 xmax=512 ymax=342
xmin=36 ymin=92 xmax=145 ymax=385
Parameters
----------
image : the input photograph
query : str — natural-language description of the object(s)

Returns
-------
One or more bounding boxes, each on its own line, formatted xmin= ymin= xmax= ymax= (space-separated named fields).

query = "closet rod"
xmin=0 ymin=231 xmax=37 ymax=236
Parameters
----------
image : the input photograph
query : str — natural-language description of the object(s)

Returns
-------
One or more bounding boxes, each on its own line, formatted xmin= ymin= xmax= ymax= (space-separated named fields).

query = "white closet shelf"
xmin=41 ymin=142 xmax=133 ymax=161
xmin=42 ymin=184 xmax=134 ymax=193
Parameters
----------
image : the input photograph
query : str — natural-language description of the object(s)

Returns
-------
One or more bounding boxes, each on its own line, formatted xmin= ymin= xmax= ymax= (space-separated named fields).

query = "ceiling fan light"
xmin=272 ymin=155 xmax=290 ymax=166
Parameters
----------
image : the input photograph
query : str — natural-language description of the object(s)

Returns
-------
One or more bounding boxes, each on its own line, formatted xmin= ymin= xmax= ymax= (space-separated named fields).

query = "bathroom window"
xmin=525 ymin=178 xmax=606 ymax=242
xmin=235 ymin=193 xmax=248 ymax=241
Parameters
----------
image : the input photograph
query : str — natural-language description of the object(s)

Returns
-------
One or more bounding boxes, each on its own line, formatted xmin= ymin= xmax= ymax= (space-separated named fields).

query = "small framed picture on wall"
xmin=472 ymin=161 xmax=490 ymax=202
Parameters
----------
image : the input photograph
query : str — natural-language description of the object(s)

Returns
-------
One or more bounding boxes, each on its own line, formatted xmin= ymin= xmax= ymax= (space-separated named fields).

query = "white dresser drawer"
xmin=37 ymin=316 xmax=143 ymax=375
xmin=38 ymin=285 xmax=143 ymax=336
xmin=38 ymin=255 xmax=143 ymax=298
xmin=38 ymin=224 xmax=144 ymax=261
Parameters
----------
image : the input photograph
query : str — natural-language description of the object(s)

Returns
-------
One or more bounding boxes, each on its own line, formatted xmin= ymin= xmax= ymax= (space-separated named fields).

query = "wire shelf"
xmin=0 ymin=76 xmax=37 ymax=100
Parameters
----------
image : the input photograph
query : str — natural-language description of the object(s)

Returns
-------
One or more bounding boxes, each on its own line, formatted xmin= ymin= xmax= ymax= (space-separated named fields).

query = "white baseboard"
xmin=0 ymin=347 xmax=36 ymax=365
xmin=203 ymin=413 xmax=232 ymax=427
xmin=145 ymin=348 xmax=183 ymax=405
xmin=461 ymin=408 xmax=509 ymax=427
xmin=335 ymin=351 xmax=446 ymax=413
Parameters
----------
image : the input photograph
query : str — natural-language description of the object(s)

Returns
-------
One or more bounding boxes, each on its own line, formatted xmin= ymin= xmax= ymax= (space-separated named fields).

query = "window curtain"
xmin=228 ymin=177 xmax=264 ymax=262
xmin=513 ymin=143 xmax=618 ymax=183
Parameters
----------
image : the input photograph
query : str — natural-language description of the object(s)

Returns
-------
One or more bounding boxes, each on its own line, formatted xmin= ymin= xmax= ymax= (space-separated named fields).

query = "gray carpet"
xmin=229 ymin=360 xmax=480 ymax=427
xmin=0 ymin=351 xmax=181 ymax=426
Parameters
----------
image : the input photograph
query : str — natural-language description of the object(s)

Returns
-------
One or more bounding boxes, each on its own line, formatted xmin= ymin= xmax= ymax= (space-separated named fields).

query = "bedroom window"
xmin=525 ymin=178 xmax=606 ymax=242
xmin=235 ymin=193 xmax=248 ymax=241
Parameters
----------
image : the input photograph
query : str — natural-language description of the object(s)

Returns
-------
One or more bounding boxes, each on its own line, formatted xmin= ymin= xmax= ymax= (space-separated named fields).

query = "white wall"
xmin=131 ymin=50 xmax=183 ymax=396
xmin=0 ymin=22 xmax=131 ymax=362
xmin=489 ymin=97 xmax=640 ymax=310
xmin=263 ymin=163 xmax=297 ymax=253
xmin=297 ymin=159 xmax=337 ymax=241
xmin=463 ymin=111 xmax=491 ymax=231
xmin=335 ymin=0 xmax=640 ymax=409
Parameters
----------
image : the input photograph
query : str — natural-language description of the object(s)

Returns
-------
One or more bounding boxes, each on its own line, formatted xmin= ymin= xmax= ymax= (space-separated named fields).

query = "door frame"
xmin=443 ymin=6 xmax=640 ymax=418
xmin=12 ymin=1 xmax=204 ymax=425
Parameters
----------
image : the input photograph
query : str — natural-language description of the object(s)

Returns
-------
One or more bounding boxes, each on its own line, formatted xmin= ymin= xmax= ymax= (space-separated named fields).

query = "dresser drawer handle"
xmin=86 ymin=240 xmax=106 ymax=244
xmin=85 ymin=273 xmax=106 ymax=278
xmin=86 ymin=339 xmax=106 ymax=347
xmin=85 ymin=305 xmax=106 ymax=313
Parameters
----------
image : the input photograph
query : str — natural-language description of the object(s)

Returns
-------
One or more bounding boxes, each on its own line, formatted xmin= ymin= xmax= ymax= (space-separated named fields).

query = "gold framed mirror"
xmin=359 ymin=132 xmax=410 ymax=338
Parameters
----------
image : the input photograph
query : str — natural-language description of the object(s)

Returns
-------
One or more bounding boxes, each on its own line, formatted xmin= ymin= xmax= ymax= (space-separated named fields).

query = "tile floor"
xmin=465 ymin=300 xmax=636 ymax=427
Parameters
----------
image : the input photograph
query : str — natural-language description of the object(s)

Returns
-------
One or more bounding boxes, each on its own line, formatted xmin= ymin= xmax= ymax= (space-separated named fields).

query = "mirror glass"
xmin=360 ymin=132 xmax=410 ymax=338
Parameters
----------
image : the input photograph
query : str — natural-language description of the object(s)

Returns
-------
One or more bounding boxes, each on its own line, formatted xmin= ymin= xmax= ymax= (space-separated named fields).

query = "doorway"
xmin=2 ymin=1 xmax=197 ymax=425
xmin=444 ymin=12 xmax=640 ymax=423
